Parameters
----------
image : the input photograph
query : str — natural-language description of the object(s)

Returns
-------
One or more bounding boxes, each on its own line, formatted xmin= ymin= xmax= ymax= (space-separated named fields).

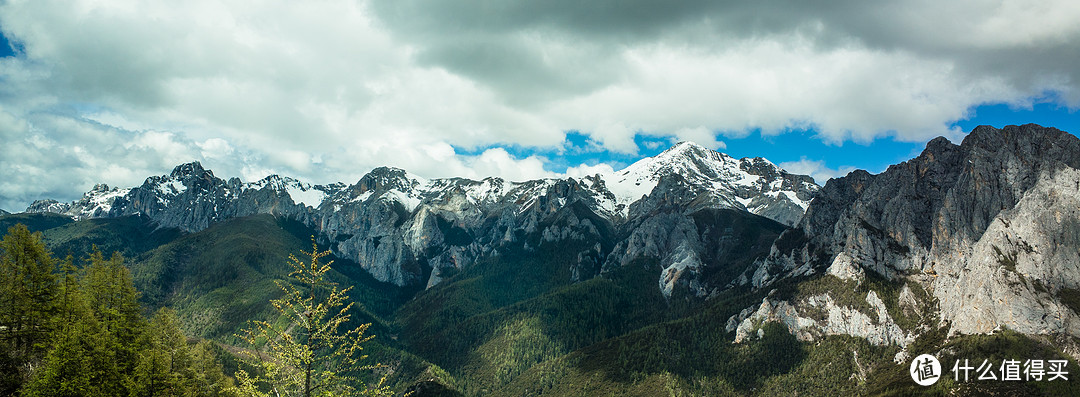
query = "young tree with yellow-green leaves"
xmin=235 ymin=239 xmax=391 ymax=397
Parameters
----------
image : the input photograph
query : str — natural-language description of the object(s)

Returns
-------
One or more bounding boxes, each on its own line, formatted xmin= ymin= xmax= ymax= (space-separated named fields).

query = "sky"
xmin=1 ymin=0 xmax=1079 ymax=212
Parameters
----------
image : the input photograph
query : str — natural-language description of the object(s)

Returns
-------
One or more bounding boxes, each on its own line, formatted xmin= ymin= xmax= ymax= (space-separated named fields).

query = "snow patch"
xmin=287 ymin=185 xmax=326 ymax=208
xmin=734 ymin=196 xmax=753 ymax=208
xmin=351 ymin=191 xmax=374 ymax=203
xmin=387 ymin=189 xmax=422 ymax=212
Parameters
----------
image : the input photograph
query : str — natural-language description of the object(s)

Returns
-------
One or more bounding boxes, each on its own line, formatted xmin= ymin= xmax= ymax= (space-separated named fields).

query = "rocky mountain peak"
xmin=659 ymin=140 xmax=714 ymax=158
xmin=739 ymin=157 xmax=782 ymax=178
xmin=922 ymin=136 xmax=957 ymax=156
xmin=744 ymin=123 xmax=1080 ymax=346
xmin=90 ymin=183 xmax=112 ymax=193
xmin=632 ymin=141 xmax=732 ymax=176
xmin=25 ymin=199 xmax=67 ymax=214
xmin=962 ymin=124 xmax=1080 ymax=169
xmin=25 ymin=141 xmax=821 ymax=288
xmin=252 ymin=174 xmax=293 ymax=191
xmin=353 ymin=166 xmax=419 ymax=195
xmin=170 ymin=161 xmax=211 ymax=179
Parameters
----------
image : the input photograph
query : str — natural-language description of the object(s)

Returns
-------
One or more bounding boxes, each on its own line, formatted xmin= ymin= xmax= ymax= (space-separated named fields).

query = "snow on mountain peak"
xmin=595 ymin=141 xmax=817 ymax=222
xmin=29 ymin=142 xmax=818 ymax=228
xmin=602 ymin=141 xmax=740 ymax=208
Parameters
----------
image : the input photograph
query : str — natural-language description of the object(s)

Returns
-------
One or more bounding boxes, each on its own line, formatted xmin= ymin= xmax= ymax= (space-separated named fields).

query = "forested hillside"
xmin=3 ymin=205 xmax=1079 ymax=395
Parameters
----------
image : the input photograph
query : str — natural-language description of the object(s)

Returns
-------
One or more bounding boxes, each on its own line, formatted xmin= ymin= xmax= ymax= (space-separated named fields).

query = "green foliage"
xmin=788 ymin=272 xmax=932 ymax=333
xmin=398 ymin=245 xmax=672 ymax=395
xmin=41 ymin=215 xmax=182 ymax=263
xmin=132 ymin=215 xmax=407 ymax=343
xmin=24 ymin=307 xmax=110 ymax=397
xmin=235 ymin=239 xmax=391 ymax=397
xmin=132 ymin=308 xmax=236 ymax=397
xmin=0 ymin=223 xmax=236 ymax=396
xmin=500 ymin=315 xmax=901 ymax=396
xmin=1058 ymin=287 xmax=1080 ymax=317
xmin=0 ymin=213 xmax=74 ymax=235
xmin=869 ymin=329 xmax=1080 ymax=396
xmin=0 ymin=224 xmax=59 ymax=393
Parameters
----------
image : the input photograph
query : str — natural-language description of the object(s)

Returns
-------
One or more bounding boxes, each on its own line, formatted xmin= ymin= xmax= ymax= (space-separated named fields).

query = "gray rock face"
xmin=607 ymin=142 xmax=818 ymax=226
xmin=932 ymin=166 xmax=1080 ymax=336
xmin=26 ymin=199 xmax=69 ymax=214
xmin=741 ymin=124 xmax=1080 ymax=345
xmin=728 ymin=292 xmax=914 ymax=347
xmin=27 ymin=142 xmax=816 ymax=292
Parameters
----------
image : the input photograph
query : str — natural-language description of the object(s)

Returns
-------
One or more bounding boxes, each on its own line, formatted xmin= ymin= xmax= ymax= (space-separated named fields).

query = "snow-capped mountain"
xmin=603 ymin=141 xmax=815 ymax=224
xmin=25 ymin=141 xmax=818 ymax=292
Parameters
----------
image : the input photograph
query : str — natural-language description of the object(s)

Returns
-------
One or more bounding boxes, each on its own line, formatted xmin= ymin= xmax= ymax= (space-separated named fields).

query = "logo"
xmin=911 ymin=354 xmax=941 ymax=386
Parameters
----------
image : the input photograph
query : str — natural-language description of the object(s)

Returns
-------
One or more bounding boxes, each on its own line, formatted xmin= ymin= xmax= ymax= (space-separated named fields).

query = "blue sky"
xmin=457 ymin=100 xmax=1079 ymax=184
xmin=2 ymin=1 xmax=1079 ymax=211
xmin=0 ymin=33 xmax=13 ymax=58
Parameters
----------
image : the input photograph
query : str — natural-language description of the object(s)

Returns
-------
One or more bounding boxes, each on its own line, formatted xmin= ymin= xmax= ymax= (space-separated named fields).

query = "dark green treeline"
xmin=0 ymin=224 xmax=234 ymax=396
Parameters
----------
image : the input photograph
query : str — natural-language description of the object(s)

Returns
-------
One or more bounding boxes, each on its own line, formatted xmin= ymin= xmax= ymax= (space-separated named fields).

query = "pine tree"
xmin=22 ymin=310 xmax=108 ymax=397
xmin=0 ymin=225 xmax=58 ymax=358
xmin=21 ymin=248 xmax=117 ymax=397
xmin=189 ymin=340 xmax=238 ymax=397
xmin=55 ymin=255 xmax=79 ymax=330
xmin=235 ymin=238 xmax=391 ymax=397
xmin=0 ymin=224 xmax=58 ymax=391
xmin=79 ymin=248 xmax=145 ymax=396
xmin=134 ymin=307 xmax=193 ymax=396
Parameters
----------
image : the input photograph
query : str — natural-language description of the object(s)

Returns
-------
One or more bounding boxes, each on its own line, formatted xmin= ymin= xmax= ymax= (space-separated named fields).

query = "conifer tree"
xmin=81 ymin=248 xmax=146 ymax=395
xmin=23 ymin=309 xmax=108 ymax=397
xmin=235 ymin=238 xmax=391 ymax=397
xmin=1 ymin=225 xmax=237 ymax=396
xmin=134 ymin=307 xmax=192 ymax=396
xmin=0 ymin=224 xmax=58 ymax=361
xmin=0 ymin=224 xmax=58 ymax=391
xmin=189 ymin=340 xmax=238 ymax=397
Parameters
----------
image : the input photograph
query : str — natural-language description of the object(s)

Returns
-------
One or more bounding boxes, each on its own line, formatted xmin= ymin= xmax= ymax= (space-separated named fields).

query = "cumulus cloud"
xmin=564 ymin=163 xmax=617 ymax=179
xmin=0 ymin=108 xmax=204 ymax=211
xmin=1 ymin=0 xmax=1078 ymax=209
xmin=779 ymin=158 xmax=860 ymax=185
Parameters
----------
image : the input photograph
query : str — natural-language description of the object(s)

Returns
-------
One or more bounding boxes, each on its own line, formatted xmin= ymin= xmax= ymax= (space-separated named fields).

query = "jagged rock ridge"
xmin=733 ymin=124 xmax=1080 ymax=350
xmin=25 ymin=142 xmax=818 ymax=293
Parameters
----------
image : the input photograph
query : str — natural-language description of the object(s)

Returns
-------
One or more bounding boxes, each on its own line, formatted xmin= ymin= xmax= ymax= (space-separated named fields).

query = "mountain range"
xmin=25 ymin=141 xmax=816 ymax=295
xmin=7 ymin=123 xmax=1080 ymax=395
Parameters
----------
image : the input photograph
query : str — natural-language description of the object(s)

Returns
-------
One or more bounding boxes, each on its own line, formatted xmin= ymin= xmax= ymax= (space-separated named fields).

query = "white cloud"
xmin=778 ymin=158 xmax=859 ymax=185
xmin=465 ymin=148 xmax=555 ymax=182
xmin=197 ymin=138 xmax=235 ymax=160
xmin=550 ymin=39 xmax=1016 ymax=145
xmin=565 ymin=163 xmax=616 ymax=179
xmin=1 ymin=0 xmax=1078 ymax=210
xmin=673 ymin=127 xmax=726 ymax=150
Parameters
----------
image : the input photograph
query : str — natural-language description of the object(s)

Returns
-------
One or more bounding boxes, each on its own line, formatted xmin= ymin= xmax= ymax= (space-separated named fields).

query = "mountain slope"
xmin=10 ymin=125 xmax=1080 ymax=395
xmin=732 ymin=124 xmax=1080 ymax=355
xmin=126 ymin=214 xmax=413 ymax=340
xmin=0 ymin=212 xmax=74 ymax=235
xmin=24 ymin=142 xmax=817 ymax=295
xmin=41 ymin=215 xmax=182 ymax=261
xmin=2 ymin=212 xmax=452 ymax=392
xmin=393 ymin=204 xmax=785 ymax=394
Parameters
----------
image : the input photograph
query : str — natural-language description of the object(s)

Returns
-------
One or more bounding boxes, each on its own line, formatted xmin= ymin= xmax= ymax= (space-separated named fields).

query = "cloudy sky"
xmin=1 ymin=0 xmax=1079 ymax=212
